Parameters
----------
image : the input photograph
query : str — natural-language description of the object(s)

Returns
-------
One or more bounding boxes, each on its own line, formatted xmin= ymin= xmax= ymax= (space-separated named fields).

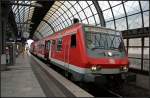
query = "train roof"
xmin=83 ymin=24 xmax=120 ymax=32
xmin=48 ymin=23 xmax=120 ymax=36
xmin=35 ymin=23 xmax=121 ymax=42
xmin=57 ymin=23 xmax=120 ymax=33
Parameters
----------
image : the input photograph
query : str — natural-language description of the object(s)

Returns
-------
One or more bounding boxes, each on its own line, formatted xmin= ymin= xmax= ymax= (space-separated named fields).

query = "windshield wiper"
xmin=110 ymin=47 xmax=124 ymax=52
xmin=91 ymin=47 xmax=104 ymax=50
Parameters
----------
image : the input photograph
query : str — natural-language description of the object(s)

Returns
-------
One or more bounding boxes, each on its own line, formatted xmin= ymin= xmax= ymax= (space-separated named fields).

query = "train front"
xmin=83 ymin=25 xmax=129 ymax=76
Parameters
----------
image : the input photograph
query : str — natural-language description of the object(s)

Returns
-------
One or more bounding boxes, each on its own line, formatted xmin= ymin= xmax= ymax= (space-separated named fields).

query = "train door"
xmin=51 ymin=40 xmax=56 ymax=59
xmin=48 ymin=40 xmax=52 ymax=59
xmin=63 ymin=35 xmax=71 ymax=76
xmin=45 ymin=40 xmax=51 ymax=60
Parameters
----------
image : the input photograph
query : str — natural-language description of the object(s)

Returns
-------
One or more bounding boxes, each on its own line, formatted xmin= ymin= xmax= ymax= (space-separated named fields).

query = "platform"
xmin=1 ymin=53 xmax=93 ymax=97
xmin=1 ymin=53 xmax=45 ymax=97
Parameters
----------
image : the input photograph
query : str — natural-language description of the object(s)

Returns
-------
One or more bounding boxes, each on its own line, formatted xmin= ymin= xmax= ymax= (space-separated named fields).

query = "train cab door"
xmin=45 ymin=40 xmax=51 ymax=60
xmin=63 ymin=33 xmax=76 ymax=77
xmin=63 ymin=35 xmax=71 ymax=76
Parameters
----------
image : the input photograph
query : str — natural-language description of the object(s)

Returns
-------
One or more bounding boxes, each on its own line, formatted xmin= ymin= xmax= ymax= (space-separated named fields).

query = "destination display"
xmin=84 ymin=26 xmax=121 ymax=35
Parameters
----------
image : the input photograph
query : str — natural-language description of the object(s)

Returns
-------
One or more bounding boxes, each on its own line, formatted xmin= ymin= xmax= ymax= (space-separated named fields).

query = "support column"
xmin=127 ymin=38 xmax=129 ymax=54
xmin=149 ymin=37 xmax=150 ymax=90
xmin=1 ymin=1 xmax=7 ymax=70
xmin=1 ymin=1 xmax=9 ymax=54
xmin=2 ymin=18 xmax=6 ymax=54
xmin=0 ymin=0 xmax=2 ymax=65
xmin=141 ymin=37 xmax=144 ymax=71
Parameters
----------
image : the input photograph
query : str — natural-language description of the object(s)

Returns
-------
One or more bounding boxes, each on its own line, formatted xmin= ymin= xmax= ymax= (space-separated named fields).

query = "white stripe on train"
xmin=50 ymin=57 xmax=128 ymax=74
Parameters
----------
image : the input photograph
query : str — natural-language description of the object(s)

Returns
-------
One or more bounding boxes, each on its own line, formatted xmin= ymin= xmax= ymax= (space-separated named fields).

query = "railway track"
xmin=106 ymin=89 xmax=123 ymax=97
xmin=74 ymin=81 xmax=123 ymax=97
xmin=35 ymin=55 xmax=150 ymax=97
xmin=34 ymin=55 xmax=123 ymax=97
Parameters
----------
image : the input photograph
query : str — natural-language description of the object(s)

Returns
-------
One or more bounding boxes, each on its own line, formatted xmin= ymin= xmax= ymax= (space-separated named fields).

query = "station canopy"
xmin=12 ymin=1 xmax=149 ymax=39
xmin=12 ymin=1 xmax=36 ymax=35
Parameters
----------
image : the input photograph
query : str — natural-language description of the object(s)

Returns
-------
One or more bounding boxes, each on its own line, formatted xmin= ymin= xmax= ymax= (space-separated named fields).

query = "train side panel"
xmin=49 ymin=24 xmax=88 ymax=72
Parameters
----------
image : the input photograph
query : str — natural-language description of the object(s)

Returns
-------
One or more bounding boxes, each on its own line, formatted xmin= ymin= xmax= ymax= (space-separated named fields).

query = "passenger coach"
xmin=30 ymin=23 xmax=129 ymax=82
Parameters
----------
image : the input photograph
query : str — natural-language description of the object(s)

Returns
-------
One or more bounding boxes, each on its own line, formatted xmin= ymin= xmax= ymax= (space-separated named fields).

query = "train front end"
xmin=83 ymin=25 xmax=129 ymax=76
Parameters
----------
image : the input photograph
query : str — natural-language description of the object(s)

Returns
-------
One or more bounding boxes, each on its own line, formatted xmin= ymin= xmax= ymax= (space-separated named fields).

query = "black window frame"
xmin=52 ymin=40 xmax=56 ymax=45
xmin=71 ymin=34 xmax=77 ymax=48
xmin=57 ymin=38 xmax=63 ymax=51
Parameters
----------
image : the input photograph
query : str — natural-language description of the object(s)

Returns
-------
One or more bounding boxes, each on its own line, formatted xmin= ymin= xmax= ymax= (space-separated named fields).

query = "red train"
xmin=30 ymin=23 xmax=129 ymax=82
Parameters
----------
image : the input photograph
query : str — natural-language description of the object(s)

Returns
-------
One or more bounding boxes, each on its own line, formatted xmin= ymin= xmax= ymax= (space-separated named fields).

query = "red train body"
xmin=30 ymin=23 xmax=129 ymax=82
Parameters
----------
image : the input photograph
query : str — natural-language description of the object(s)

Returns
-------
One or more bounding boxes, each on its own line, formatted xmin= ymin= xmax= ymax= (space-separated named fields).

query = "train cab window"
xmin=57 ymin=38 xmax=62 ymax=51
xmin=71 ymin=34 xmax=76 ymax=48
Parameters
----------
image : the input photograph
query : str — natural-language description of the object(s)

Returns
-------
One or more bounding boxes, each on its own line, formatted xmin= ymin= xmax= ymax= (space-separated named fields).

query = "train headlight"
xmin=123 ymin=66 xmax=128 ymax=70
xmin=120 ymin=66 xmax=128 ymax=71
xmin=108 ymin=52 xmax=112 ymax=57
xmin=91 ymin=65 xmax=101 ymax=71
xmin=91 ymin=66 xmax=97 ymax=71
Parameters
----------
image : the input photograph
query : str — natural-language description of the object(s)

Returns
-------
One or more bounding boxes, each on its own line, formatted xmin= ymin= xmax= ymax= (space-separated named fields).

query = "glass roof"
xmin=33 ymin=1 xmax=149 ymax=39
xmin=12 ymin=1 xmax=36 ymax=34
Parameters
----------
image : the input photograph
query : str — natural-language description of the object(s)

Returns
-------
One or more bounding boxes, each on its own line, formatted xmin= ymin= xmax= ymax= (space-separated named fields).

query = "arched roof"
xmin=11 ymin=1 xmax=149 ymax=39
xmin=34 ymin=1 xmax=149 ymax=39
xmin=12 ymin=1 xmax=36 ymax=33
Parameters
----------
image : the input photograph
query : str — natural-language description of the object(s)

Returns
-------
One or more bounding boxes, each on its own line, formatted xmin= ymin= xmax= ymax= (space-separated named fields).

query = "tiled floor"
xmin=1 ymin=53 xmax=45 ymax=97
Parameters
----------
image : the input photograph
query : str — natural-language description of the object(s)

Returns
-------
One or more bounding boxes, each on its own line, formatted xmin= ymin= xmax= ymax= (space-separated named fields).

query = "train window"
xmin=47 ymin=40 xmax=51 ymax=50
xmin=45 ymin=40 xmax=51 ymax=50
xmin=43 ymin=44 xmax=45 ymax=49
xmin=71 ymin=34 xmax=76 ymax=48
xmin=57 ymin=38 xmax=62 ymax=51
xmin=52 ymin=40 xmax=55 ymax=45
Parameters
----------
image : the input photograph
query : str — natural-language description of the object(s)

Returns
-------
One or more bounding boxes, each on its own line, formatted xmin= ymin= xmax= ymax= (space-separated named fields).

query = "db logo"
xmin=109 ymin=59 xmax=115 ymax=64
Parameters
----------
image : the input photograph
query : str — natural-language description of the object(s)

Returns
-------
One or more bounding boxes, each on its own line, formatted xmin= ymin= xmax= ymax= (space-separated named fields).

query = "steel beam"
xmin=44 ymin=8 xmax=63 ymax=31
xmin=36 ymin=30 xmax=44 ymax=38
xmin=92 ymin=1 xmax=105 ymax=27
xmin=16 ymin=22 xmax=34 ymax=24
xmin=139 ymin=1 xmax=146 ymax=73
xmin=149 ymin=34 xmax=150 ymax=90
xmin=77 ymin=2 xmax=89 ymax=24
xmin=50 ymin=3 xmax=70 ymax=29
xmin=139 ymin=1 xmax=144 ymax=28
xmin=8 ymin=2 xmax=42 ymax=8
xmin=17 ymin=2 xmax=22 ymax=33
xmin=68 ymin=2 xmax=82 ymax=24
xmin=127 ymin=38 xmax=129 ymax=54
xmin=141 ymin=37 xmax=144 ymax=71
xmin=27 ymin=1 xmax=31 ymax=33
xmin=42 ymin=19 xmax=55 ymax=33
xmin=0 ymin=0 xmax=2 ymax=64
xmin=122 ymin=1 xmax=128 ymax=30
xmin=122 ymin=27 xmax=150 ymax=39
xmin=1 ymin=2 xmax=10 ymax=53
xmin=108 ymin=1 xmax=116 ymax=29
